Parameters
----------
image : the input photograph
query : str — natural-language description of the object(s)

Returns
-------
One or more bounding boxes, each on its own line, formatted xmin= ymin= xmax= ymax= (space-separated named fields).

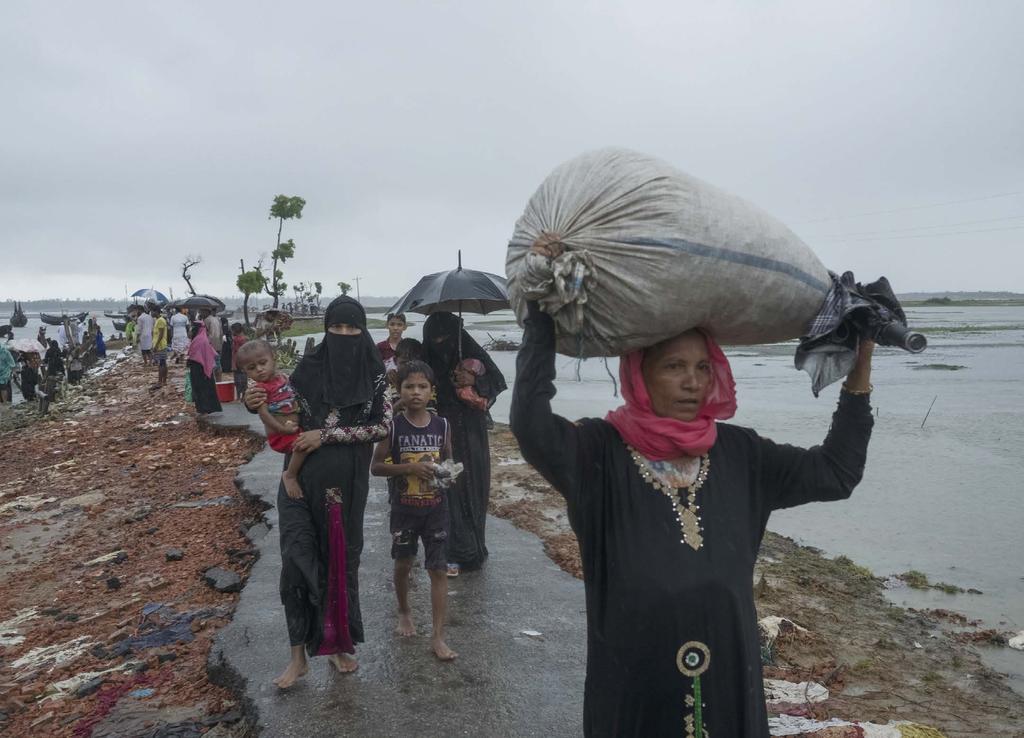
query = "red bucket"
xmin=215 ymin=380 xmax=236 ymax=403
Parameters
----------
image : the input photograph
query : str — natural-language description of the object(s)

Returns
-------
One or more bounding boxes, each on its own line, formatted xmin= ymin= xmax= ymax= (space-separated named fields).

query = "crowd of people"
xmin=3 ymin=283 xmax=879 ymax=736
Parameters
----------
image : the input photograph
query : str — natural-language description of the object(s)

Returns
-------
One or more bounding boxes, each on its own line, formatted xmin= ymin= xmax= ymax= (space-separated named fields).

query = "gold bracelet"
xmin=841 ymin=383 xmax=872 ymax=396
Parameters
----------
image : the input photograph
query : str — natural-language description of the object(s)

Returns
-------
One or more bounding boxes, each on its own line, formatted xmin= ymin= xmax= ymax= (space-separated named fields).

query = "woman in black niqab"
xmin=423 ymin=312 xmax=507 ymax=573
xmin=246 ymin=295 xmax=391 ymax=688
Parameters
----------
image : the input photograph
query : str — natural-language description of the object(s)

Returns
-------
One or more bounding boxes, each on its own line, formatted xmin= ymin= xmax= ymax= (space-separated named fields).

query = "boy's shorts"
xmin=155 ymin=349 xmax=167 ymax=365
xmin=268 ymin=431 xmax=300 ymax=453
xmin=141 ymin=349 xmax=152 ymax=358
xmin=390 ymin=502 xmax=448 ymax=571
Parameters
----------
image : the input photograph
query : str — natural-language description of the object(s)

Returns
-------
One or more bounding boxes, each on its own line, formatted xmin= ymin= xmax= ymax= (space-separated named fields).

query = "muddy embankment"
xmin=0 ymin=354 xmax=264 ymax=737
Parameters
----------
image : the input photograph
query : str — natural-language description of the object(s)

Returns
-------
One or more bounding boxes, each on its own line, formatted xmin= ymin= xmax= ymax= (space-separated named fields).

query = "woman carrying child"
xmin=422 ymin=313 xmax=506 ymax=576
xmin=244 ymin=296 xmax=391 ymax=688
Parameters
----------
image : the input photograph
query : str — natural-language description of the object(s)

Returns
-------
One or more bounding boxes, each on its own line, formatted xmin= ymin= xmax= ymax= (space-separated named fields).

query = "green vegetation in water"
xmin=898 ymin=570 xmax=965 ymax=595
xmin=833 ymin=555 xmax=876 ymax=580
xmin=916 ymin=323 xmax=1024 ymax=334
xmin=912 ymin=364 xmax=967 ymax=371
xmin=278 ymin=317 xmax=391 ymax=338
xmin=900 ymin=570 xmax=930 ymax=589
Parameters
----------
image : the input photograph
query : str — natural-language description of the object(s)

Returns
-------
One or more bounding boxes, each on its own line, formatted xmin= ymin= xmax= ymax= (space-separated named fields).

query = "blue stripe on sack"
xmin=618 ymin=236 xmax=830 ymax=293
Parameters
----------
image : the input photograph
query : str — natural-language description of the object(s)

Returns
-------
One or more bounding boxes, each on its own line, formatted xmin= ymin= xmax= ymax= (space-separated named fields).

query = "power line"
xmin=812 ymin=213 xmax=1024 ymax=239
xmin=796 ymin=190 xmax=1024 ymax=225
xmin=815 ymin=224 xmax=1024 ymax=243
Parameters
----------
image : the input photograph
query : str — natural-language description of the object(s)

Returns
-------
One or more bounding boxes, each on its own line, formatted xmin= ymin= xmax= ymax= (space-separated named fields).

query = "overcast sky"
xmin=3 ymin=1 xmax=1022 ymax=301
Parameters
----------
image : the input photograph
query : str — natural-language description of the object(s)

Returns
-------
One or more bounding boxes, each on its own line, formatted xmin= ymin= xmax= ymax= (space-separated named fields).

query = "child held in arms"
xmin=371 ymin=360 xmax=458 ymax=661
xmin=235 ymin=339 xmax=307 ymax=499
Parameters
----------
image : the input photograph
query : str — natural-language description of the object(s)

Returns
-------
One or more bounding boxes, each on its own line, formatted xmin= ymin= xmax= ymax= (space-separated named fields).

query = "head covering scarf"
xmin=423 ymin=312 xmax=507 ymax=408
xmin=187 ymin=322 xmax=218 ymax=378
xmin=605 ymin=332 xmax=737 ymax=460
xmin=290 ymin=296 xmax=385 ymax=423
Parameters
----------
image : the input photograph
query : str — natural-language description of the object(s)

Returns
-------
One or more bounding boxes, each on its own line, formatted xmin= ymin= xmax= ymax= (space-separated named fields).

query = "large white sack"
xmin=506 ymin=148 xmax=831 ymax=357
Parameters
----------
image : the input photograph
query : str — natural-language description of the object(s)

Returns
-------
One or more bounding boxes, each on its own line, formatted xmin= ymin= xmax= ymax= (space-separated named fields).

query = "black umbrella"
xmin=174 ymin=295 xmax=224 ymax=311
xmin=388 ymin=251 xmax=510 ymax=358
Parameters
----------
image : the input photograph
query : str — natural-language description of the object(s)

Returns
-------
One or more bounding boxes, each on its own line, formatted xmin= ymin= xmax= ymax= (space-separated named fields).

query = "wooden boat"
xmin=104 ymin=310 xmax=127 ymax=319
xmin=40 ymin=311 xmax=88 ymax=326
xmin=113 ymin=319 xmax=128 ymax=331
xmin=10 ymin=302 xmax=28 ymax=327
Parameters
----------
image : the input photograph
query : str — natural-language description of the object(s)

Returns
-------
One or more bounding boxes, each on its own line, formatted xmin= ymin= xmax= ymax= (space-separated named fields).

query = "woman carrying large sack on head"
xmin=508 ymin=150 xmax=877 ymax=736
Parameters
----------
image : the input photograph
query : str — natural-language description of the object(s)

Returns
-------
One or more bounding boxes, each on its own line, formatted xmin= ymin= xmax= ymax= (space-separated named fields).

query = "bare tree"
xmin=181 ymin=255 xmax=202 ymax=296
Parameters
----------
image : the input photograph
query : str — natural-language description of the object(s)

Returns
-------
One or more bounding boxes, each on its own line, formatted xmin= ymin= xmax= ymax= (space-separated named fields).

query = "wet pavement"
xmin=205 ymin=403 xmax=587 ymax=737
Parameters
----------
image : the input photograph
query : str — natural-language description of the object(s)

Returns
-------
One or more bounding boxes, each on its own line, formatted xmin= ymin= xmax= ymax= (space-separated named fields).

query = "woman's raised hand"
xmin=292 ymin=430 xmax=322 ymax=454
xmin=243 ymin=386 xmax=267 ymax=411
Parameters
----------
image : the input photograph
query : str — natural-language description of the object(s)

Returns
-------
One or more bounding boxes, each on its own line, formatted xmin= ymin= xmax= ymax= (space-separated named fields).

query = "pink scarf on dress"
xmin=605 ymin=332 xmax=737 ymax=460
xmin=186 ymin=323 xmax=218 ymax=379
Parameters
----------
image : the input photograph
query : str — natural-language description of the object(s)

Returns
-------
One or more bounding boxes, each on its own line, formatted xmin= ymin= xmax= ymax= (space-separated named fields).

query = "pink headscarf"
xmin=605 ymin=332 xmax=737 ymax=460
xmin=187 ymin=323 xmax=218 ymax=379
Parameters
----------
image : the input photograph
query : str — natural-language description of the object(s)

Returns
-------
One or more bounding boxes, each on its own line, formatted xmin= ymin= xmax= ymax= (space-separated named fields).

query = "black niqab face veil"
xmin=290 ymin=296 xmax=385 ymax=421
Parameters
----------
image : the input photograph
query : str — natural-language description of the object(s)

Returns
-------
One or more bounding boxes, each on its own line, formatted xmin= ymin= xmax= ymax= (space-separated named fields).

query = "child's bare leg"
xmin=429 ymin=568 xmax=456 ymax=660
xmin=394 ymin=556 xmax=416 ymax=636
xmin=273 ymin=644 xmax=308 ymax=688
xmin=327 ymin=652 xmax=358 ymax=673
xmin=282 ymin=449 xmax=307 ymax=499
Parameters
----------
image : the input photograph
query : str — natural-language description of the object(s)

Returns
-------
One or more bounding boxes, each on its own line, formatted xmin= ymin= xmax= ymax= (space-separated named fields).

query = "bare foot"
xmin=432 ymin=637 xmax=457 ymax=661
xmin=272 ymin=659 xmax=308 ymax=689
xmin=396 ymin=611 xmax=416 ymax=637
xmin=328 ymin=653 xmax=358 ymax=673
xmin=282 ymin=471 xmax=303 ymax=500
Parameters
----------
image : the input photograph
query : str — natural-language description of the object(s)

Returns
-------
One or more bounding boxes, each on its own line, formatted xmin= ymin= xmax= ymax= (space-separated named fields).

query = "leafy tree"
xmin=266 ymin=195 xmax=306 ymax=307
xmin=237 ymin=264 xmax=266 ymax=327
xmin=337 ymin=281 xmax=351 ymax=296
xmin=313 ymin=281 xmax=323 ymax=309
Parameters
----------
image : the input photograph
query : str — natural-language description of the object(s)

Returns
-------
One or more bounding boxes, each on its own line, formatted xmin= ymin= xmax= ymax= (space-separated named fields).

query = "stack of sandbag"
xmin=505 ymin=148 xmax=831 ymax=357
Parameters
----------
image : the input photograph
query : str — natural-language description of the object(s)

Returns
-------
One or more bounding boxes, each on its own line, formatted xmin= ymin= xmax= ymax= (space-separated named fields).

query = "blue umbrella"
xmin=130 ymin=288 xmax=169 ymax=304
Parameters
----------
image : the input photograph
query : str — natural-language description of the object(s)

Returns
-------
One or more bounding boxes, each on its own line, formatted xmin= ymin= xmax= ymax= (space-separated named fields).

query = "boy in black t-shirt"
xmin=371 ymin=360 xmax=457 ymax=661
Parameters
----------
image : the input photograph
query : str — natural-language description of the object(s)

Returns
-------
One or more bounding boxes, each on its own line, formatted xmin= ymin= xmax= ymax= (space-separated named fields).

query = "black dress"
xmin=188 ymin=360 xmax=222 ymax=414
xmin=278 ymin=378 xmax=391 ymax=652
xmin=510 ymin=308 xmax=873 ymax=738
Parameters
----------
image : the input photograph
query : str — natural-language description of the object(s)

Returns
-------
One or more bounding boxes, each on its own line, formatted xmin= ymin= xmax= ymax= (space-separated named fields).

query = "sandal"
xmin=446 ymin=563 xmax=460 ymax=578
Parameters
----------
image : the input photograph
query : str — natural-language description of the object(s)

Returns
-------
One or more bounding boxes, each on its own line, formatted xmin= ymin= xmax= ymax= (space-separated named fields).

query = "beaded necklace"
xmin=628 ymin=446 xmax=711 ymax=551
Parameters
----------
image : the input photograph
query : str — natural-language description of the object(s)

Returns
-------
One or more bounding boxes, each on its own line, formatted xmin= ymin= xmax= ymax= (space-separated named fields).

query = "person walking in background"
xmin=422 ymin=312 xmax=506 ymax=576
xmin=186 ymin=322 xmax=222 ymax=415
xmin=95 ymin=325 xmax=107 ymax=359
xmin=20 ymin=353 xmax=40 ymax=402
xmin=151 ymin=306 xmax=169 ymax=388
xmin=0 ymin=333 xmax=14 ymax=403
xmin=170 ymin=306 xmax=190 ymax=363
xmin=230 ymin=323 xmax=248 ymax=401
xmin=137 ymin=306 xmax=154 ymax=365
xmin=376 ymin=312 xmax=407 ymax=377
xmin=201 ymin=308 xmax=224 ymax=380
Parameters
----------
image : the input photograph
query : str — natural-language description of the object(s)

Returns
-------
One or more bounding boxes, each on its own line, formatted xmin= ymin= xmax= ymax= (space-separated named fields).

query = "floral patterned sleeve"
xmin=319 ymin=395 xmax=393 ymax=445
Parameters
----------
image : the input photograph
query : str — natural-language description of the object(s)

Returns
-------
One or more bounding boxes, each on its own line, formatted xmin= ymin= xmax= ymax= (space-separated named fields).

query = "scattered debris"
xmin=202 ymin=567 xmax=242 ymax=593
xmin=165 ymin=548 xmax=184 ymax=562
xmin=763 ymin=678 xmax=829 ymax=706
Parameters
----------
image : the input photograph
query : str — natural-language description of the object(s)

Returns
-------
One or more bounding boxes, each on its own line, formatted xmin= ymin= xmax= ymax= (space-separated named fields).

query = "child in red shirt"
xmin=236 ymin=339 xmax=308 ymax=499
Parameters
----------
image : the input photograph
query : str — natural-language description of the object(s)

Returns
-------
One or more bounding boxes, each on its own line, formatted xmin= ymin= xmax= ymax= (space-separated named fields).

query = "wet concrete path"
xmin=205 ymin=403 xmax=586 ymax=737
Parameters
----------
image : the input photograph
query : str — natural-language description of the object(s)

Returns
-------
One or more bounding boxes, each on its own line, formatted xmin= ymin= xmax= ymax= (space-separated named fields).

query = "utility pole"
xmin=354 ymin=276 xmax=362 ymax=304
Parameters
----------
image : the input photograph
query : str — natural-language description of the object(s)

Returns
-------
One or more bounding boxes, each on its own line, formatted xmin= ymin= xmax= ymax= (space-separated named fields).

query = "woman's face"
xmin=328 ymin=323 xmax=362 ymax=336
xmin=641 ymin=331 xmax=712 ymax=422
